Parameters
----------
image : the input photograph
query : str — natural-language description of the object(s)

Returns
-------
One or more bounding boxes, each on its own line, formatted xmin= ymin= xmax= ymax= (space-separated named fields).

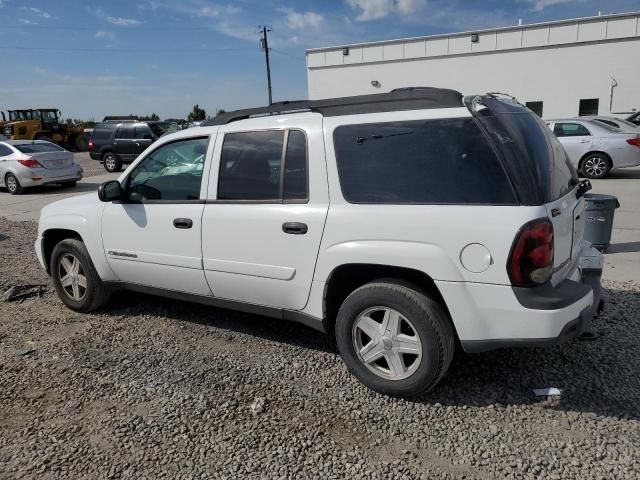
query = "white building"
xmin=306 ymin=12 xmax=640 ymax=119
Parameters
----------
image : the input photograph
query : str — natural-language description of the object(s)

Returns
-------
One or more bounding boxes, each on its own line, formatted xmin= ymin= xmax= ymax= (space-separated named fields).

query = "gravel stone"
xmin=0 ymin=216 xmax=639 ymax=479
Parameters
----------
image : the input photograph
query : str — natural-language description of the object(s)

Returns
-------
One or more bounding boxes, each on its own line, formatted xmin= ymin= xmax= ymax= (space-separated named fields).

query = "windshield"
xmin=466 ymin=96 xmax=578 ymax=205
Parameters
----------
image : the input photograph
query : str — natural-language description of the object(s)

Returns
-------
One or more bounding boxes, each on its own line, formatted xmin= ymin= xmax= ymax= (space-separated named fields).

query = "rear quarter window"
xmin=91 ymin=127 xmax=114 ymax=141
xmin=333 ymin=118 xmax=516 ymax=204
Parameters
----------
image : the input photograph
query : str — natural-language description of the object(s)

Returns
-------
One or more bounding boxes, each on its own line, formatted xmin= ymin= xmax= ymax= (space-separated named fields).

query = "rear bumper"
xmin=18 ymin=166 xmax=83 ymax=187
xmin=437 ymin=244 xmax=603 ymax=353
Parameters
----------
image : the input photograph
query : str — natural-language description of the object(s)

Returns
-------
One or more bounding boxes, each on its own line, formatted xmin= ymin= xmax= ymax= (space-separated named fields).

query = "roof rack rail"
xmin=203 ymin=87 xmax=463 ymax=126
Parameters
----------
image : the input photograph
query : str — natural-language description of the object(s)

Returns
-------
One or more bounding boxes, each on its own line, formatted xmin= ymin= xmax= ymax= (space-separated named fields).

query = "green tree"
xmin=188 ymin=104 xmax=207 ymax=121
xmin=139 ymin=113 xmax=160 ymax=121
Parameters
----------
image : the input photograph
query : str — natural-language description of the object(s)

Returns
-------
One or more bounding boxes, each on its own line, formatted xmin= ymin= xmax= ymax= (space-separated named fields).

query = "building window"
xmin=525 ymin=101 xmax=543 ymax=117
xmin=579 ymin=98 xmax=599 ymax=116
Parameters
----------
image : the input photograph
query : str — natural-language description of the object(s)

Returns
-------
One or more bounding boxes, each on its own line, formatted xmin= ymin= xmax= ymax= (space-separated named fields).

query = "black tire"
xmin=60 ymin=181 xmax=77 ymax=188
xmin=102 ymin=152 xmax=121 ymax=173
xmin=50 ymin=239 xmax=111 ymax=312
xmin=580 ymin=153 xmax=612 ymax=179
xmin=74 ymin=134 xmax=89 ymax=152
xmin=5 ymin=173 xmax=24 ymax=195
xmin=335 ymin=280 xmax=455 ymax=398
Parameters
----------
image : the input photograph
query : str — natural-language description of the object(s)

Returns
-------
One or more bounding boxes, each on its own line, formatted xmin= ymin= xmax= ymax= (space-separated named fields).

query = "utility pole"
xmin=259 ymin=26 xmax=273 ymax=105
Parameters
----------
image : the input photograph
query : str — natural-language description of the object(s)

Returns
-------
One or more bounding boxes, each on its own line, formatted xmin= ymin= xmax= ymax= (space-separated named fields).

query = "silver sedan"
xmin=0 ymin=140 xmax=83 ymax=194
xmin=546 ymin=119 xmax=640 ymax=179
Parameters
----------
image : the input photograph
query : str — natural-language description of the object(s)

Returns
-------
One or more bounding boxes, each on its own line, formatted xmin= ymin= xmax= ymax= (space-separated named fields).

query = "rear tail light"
xmin=508 ymin=218 xmax=554 ymax=287
xmin=17 ymin=159 xmax=44 ymax=168
xmin=88 ymin=138 xmax=93 ymax=150
xmin=626 ymin=137 xmax=640 ymax=148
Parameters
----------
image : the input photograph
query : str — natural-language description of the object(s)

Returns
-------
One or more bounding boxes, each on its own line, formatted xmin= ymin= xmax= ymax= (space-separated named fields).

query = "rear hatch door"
xmin=544 ymin=188 xmax=584 ymax=285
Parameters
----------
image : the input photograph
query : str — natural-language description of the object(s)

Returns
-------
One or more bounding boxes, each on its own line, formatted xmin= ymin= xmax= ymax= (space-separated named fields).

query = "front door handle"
xmin=282 ymin=222 xmax=308 ymax=235
xmin=173 ymin=218 xmax=193 ymax=229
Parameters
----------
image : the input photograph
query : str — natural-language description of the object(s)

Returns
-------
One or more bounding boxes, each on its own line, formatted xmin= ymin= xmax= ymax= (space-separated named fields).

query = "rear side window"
xmin=553 ymin=123 xmax=591 ymax=137
xmin=91 ymin=127 xmax=113 ymax=141
xmin=217 ymin=129 xmax=308 ymax=201
xmin=14 ymin=143 xmax=65 ymax=153
xmin=333 ymin=118 xmax=516 ymax=204
xmin=0 ymin=144 xmax=13 ymax=156
xmin=135 ymin=125 xmax=152 ymax=138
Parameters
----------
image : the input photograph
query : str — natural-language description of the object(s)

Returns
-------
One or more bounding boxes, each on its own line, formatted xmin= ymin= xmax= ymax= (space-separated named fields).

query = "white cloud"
xmin=346 ymin=0 xmax=427 ymax=21
xmin=283 ymin=9 xmax=324 ymax=30
xmin=28 ymin=7 xmax=51 ymax=19
xmin=18 ymin=18 xmax=36 ymax=25
xmin=106 ymin=16 xmax=141 ymax=26
xmin=95 ymin=30 xmax=115 ymax=40
xmin=529 ymin=0 xmax=576 ymax=11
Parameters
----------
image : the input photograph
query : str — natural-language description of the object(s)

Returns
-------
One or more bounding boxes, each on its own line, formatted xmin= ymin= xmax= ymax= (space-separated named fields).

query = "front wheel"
xmin=580 ymin=153 xmax=612 ymax=179
xmin=102 ymin=152 xmax=121 ymax=173
xmin=335 ymin=280 xmax=455 ymax=398
xmin=50 ymin=239 xmax=111 ymax=312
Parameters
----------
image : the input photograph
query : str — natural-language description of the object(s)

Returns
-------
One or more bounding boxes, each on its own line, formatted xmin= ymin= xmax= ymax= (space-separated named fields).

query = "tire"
xmin=102 ymin=152 xmax=121 ymax=173
xmin=5 ymin=173 xmax=23 ymax=195
xmin=580 ymin=153 xmax=612 ymax=179
xmin=74 ymin=134 xmax=89 ymax=152
xmin=335 ymin=280 xmax=455 ymax=398
xmin=50 ymin=239 xmax=111 ymax=312
xmin=60 ymin=181 xmax=77 ymax=188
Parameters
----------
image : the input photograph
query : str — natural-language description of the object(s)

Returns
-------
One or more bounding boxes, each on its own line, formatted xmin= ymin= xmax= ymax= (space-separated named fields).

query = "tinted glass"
xmin=218 ymin=130 xmax=284 ymax=200
xmin=14 ymin=143 xmax=65 ymax=153
xmin=333 ymin=118 xmax=515 ymax=204
xmin=127 ymin=137 xmax=208 ymax=201
xmin=553 ymin=123 xmax=591 ymax=137
xmin=525 ymin=101 xmax=543 ymax=117
xmin=148 ymin=123 xmax=166 ymax=137
xmin=135 ymin=125 xmax=152 ymax=138
xmin=470 ymin=97 xmax=578 ymax=205
xmin=0 ymin=144 xmax=13 ymax=156
xmin=579 ymin=98 xmax=599 ymax=116
xmin=116 ymin=126 xmax=135 ymax=139
xmin=283 ymin=130 xmax=308 ymax=200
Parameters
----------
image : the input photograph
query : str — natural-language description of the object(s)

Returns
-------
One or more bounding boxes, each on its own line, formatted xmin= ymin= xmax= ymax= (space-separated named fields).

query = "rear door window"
xmin=116 ymin=125 xmax=135 ymax=139
xmin=333 ymin=118 xmax=516 ymax=204
xmin=0 ymin=145 xmax=13 ymax=156
xmin=135 ymin=125 xmax=153 ymax=139
xmin=553 ymin=123 xmax=591 ymax=137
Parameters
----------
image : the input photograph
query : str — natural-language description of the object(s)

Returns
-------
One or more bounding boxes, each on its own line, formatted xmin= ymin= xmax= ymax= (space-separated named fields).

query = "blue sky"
xmin=1 ymin=0 xmax=638 ymax=120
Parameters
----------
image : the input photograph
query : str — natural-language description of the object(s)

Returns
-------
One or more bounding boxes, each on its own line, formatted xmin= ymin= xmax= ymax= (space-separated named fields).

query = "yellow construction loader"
xmin=2 ymin=109 xmax=89 ymax=151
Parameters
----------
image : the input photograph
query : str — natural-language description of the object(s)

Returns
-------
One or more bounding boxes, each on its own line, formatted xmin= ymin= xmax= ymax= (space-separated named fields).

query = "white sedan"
xmin=0 ymin=140 xmax=83 ymax=194
xmin=546 ymin=119 xmax=640 ymax=179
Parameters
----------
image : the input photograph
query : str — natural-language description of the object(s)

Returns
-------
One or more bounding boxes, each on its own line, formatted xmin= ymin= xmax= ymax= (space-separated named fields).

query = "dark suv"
xmin=89 ymin=122 xmax=168 ymax=172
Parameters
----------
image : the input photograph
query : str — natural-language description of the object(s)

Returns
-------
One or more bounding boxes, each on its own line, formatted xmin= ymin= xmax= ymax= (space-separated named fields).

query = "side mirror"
xmin=98 ymin=180 xmax=123 ymax=202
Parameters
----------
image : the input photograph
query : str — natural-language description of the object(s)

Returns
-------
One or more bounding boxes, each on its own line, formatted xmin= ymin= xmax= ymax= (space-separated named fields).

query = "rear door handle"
xmin=173 ymin=218 xmax=193 ymax=229
xmin=282 ymin=222 xmax=308 ymax=235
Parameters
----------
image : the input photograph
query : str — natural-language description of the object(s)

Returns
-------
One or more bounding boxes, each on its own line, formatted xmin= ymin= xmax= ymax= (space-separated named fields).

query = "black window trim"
xmin=115 ymin=135 xmax=211 ymax=205
xmin=332 ymin=117 xmax=519 ymax=206
xmin=210 ymin=127 xmax=310 ymax=205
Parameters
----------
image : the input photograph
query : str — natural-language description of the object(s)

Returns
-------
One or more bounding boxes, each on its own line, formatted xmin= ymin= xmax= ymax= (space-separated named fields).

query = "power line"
xmin=0 ymin=45 xmax=256 ymax=53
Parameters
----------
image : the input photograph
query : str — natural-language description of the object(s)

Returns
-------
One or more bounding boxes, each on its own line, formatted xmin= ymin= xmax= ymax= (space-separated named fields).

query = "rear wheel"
xmin=580 ymin=153 xmax=612 ymax=179
xmin=5 ymin=173 xmax=23 ymax=195
xmin=50 ymin=239 xmax=111 ymax=312
xmin=102 ymin=152 xmax=121 ymax=173
xmin=335 ymin=280 xmax=455 ymax=398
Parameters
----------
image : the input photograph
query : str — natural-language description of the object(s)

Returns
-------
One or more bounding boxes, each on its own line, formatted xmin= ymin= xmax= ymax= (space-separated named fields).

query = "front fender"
xmin=37 ymin=206 xmax=116 ymax=281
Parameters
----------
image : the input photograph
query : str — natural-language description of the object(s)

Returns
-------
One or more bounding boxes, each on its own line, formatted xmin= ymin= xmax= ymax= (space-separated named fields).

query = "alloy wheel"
xmin=6 ymin=175 xmax=18 ymax=193
xmin=584 ymin=157 xmax=607 ymax=178
xmin=104 ymin=155 xmax=116 ymax=171
xmin=58 ymin=254 xmax=87 ymax=301
xmin=352 ymin=306 xmax=422 ymax=380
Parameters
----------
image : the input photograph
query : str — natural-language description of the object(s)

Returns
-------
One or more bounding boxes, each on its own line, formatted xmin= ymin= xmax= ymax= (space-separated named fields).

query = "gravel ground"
xmin=73 ymin=152 xmax=105 ymax=178
xmin=0 ymin=217 xmax=639 ymax=479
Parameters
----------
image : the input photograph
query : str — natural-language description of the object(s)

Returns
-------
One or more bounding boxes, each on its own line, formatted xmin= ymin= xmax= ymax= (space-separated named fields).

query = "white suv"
xmin=36 ymin=89 xmax=603 ymax=397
